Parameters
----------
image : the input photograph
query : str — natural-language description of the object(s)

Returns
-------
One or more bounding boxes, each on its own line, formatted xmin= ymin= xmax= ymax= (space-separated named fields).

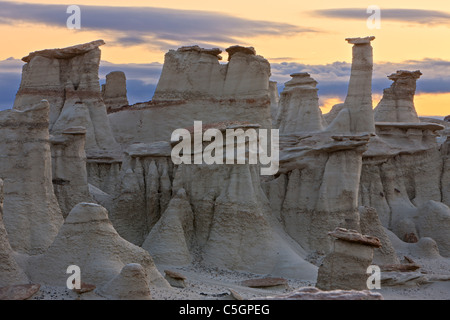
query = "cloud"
xmin=314 ymin=8 xmax=450 ymax=26
xmin=0 ymin=1 xmax=317 ymax=51
xmin=270 ymin=58 xmax=450 ymax=99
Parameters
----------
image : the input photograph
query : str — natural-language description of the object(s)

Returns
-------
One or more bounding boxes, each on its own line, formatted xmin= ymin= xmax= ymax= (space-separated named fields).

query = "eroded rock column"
xmin=329 ymin=37 xmax=375 ymax=134
xmin=374 ymin=70 xmax=422 ymax=123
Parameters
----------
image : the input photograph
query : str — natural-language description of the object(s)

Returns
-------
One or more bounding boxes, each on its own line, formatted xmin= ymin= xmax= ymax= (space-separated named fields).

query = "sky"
xmin=0 ymin=0 xmax=449 ymax=116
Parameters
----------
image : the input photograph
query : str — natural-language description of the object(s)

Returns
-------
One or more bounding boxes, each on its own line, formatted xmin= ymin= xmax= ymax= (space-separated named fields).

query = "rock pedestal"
xmin=316 ymin=228 xmax=381 ymax=291
xmin=276 ymin=73 xmax=325 ymax=133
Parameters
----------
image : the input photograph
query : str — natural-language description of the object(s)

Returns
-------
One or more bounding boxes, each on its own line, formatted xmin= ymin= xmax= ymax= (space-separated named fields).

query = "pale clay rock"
xmin=102 ymin=71 xmax=129 ymax=111
xmin=316 ymin=228 xmax=378 ymax=291
xmin=96 ymin=263 xmax=152 ymax=300
xmin=14 ymin=40 xmax=119 ymax=155
xmin=0 ymin=179 xmax=29 ymax=287
xmin=1 ymin=38 xmax=449 ymax=299
xmin=275 ymin=73 xmax=326 ymax=133
xmin=26 ymin=203 xmax=170 ymax=289
xmin=258 ymin=287 xmax=383 ymax=300
xmin=0 ymin=100 xmax=63 ymax=255
xmin=374 ymin=70 xmax=422 ymax=123
xmin=108 ymin=45 xmax=272 ymax=145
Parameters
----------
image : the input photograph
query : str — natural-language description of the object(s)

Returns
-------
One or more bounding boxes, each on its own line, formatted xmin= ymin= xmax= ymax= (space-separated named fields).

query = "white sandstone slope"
xmin=275 ymin=73 xmax=325 ymax=133
xmin=0 ymin=100 xmax=63 ymax=255
xmin=13 ymin=40 xmax=119 ymax=154
xmin=26 ymin=203 xmax=170 ymax=289
xmin=108 ymin=45 xmax=272 ymax=145
xmin=0 ymin=179 xmax=29 ymax=287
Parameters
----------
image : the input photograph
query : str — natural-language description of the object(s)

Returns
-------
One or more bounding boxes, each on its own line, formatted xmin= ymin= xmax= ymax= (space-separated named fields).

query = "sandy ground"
xmin=29 ymin=257 xmax=450 ymax=300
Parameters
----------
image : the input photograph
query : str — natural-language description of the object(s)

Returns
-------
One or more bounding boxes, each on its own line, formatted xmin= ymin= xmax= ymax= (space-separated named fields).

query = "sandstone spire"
xmin=14 ymin=40 xmax=119 ymax=154
xmin=327 ymin=37 xmax=376 ymax=134
xmin=374 ymin=70 xmax=422 ymax=123
xmin=276 ymin=72 xmax=325 ymax=133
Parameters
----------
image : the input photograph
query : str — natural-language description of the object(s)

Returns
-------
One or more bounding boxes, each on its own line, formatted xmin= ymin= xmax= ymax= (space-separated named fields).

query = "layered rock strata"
xmin=316 ymin=228 xmax=381 ymax=291
xmin=26 ymin=203 xmax=170 ymax=288
xmin=13 ymin=40 xmax=119 ymax=154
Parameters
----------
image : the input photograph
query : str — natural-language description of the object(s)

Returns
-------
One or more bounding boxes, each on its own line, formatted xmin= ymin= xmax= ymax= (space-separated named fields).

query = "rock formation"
xmin=359 ymin=206 xmax=400 ymax=265
xmin=13 ymin=40 xmax=119 ymax=155
xmin=0 ymin=179 xmax=29 ymax=287
xmin=26 ymin=203 xmax=170 ymax=289
xmin=50 ymin=126 xmax=92 ymax=217
xmin=416 ymin=201 xmax=450 ymax=257
xmin=327 ymin=37 xmax=376 ymax=134
xmin=1 ymin=37 xmax=449 ymax=300
xmin=374 ymin=70 xmax=422 ymax=123
xmin=316 ymin=228 xmax=381 ymax=291
xmin=102 ymin=71 xmax=129 ymax=111
xmin=142 ymin=188 xmax=194 ymax=266
xmin=96 ymin=264 xmax=152 ymax=300
xmin=0 ymin=100 xmax=63 ymax=254
xmin=108 ymin=45 xmax=272 ymax=145
xmin=275 ymin=73 xmax=325 ymax=133
xmin=259 ymin=287 xmax=383 ymax=300
xmin=269 ymin=81 xmax=279 ymax=124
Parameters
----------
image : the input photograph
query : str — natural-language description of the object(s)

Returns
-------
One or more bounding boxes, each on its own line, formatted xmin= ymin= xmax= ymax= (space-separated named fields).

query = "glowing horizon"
xmin=0 ymin=0 xmax=448 ymax=116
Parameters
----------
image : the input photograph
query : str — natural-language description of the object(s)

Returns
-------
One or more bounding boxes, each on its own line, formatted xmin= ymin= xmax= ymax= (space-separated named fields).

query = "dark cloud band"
xmin=314 ymin=8 xmax=450 ymax=25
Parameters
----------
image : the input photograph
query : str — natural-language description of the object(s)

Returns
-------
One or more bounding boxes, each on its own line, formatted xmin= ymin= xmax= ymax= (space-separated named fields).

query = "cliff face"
xmin=14 ymin=40 xmax=119 ymax=154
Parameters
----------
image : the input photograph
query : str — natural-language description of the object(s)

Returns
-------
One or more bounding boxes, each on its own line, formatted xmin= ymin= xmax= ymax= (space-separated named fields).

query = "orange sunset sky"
xmin=0 ymin=0 xmax=449 ymax=116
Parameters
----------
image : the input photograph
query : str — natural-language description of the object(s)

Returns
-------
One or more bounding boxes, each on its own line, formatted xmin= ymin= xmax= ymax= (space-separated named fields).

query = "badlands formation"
xmin=0 ymin=37 xmax=449 ymax=301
